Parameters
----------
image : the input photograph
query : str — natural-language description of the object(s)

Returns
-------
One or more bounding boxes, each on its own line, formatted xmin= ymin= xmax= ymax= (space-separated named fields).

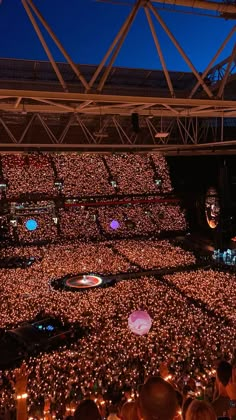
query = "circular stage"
xmin=65 ymin=274 xmax=103 ymax=289
xmin=51 ymin=273 xmax=116 ymax=292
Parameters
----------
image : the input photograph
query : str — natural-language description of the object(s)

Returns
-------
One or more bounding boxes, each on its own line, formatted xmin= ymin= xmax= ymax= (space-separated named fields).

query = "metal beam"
xmin=177 ymin=117 xmax=196 ymax=144
xmin=162 ymin=103 xmax=179 ymax=115
xmin=113 ymin=117 xmax=133 ymax=144
xmin=21 ymin=0 xmax=68 ymax=92
xmin=30 ymin=97 xmax=76 ymax=112
xmin=151 ymin=0 xmax=236 ymax=15
xmin=190 ymin=25 xmax=236 ymax=98
xmin=14 ymin=97 xmax=22 ymax=109
xmin=0 ymin=117 xmax=18 ymax=143
xmin=83 ymin=102 xmax=144 ymax=113
xmin=0 ymin=140 xmax=236 ymax=155
xmin=1 ymin=104 xmax=236 ymax=117
xmin=58 ymin=115 xmax=75 ymax=144
xmin=76 ymin=101 xmax=94 ymax=111
xmin=25 ymin=0 xmax=90 ymax=91
xmin=97 ymin=0 xmax=141 ymax=92
xmin=37 ymin=114 xmax=58 ymax=144
xmin=218 ymin=42 xmax=236 ymax=97
xmin=75 ymin=116 xmax=96 ymax=143
xmin=148 ymin=2 xmax=214 ymax=98
xmin=145 ymin=8 xmax=175 ymax=97
xmin=208 ymin=55 xmax=232 ymax=76
xmin=1 ymin=88 xmax=236 ymax=106
xmin=89 ymin=0 xmax=142 ymax=89
xmin=18 ymin=114 xmax=36 ymax=143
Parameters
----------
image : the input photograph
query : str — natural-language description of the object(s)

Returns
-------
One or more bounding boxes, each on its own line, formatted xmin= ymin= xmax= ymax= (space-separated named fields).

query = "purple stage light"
xmin=110 ymin=220 xmax=120 ymax=230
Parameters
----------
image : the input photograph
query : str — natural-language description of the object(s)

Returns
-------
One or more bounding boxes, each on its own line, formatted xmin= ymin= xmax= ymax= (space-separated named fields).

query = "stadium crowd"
xmin=0 ymin=152 xmax=235 ymax=420
xmin=103 ymin=154 xmax=160 ymax=194
xmin=0 ymin=270 xmax=235 ymax=419
xmin=0 ymin=240 xmax=235 ymax=419
xmin=11 ymin=214 xmax=58 ymax=244
xmin=53 ymin=154 xmax=115 ymax=197
xmin=3 ymin=203 xmax=186 ymax=244
xmin=113 ymin=240 xmax=195 ymax=269
xmin=97 ymin=205 xmax=156 ymax=237
xmin=1 ymin=154 xmax=56 ymax=198
xmin=164 ymin=269 xmax=236 ymax=324
xmin=1 ymin=152 xmax=172 ymax=198
xmin=0 ymin=152 xmax=186 ymax=245
xmin=97 ymin=204 xmax=186 ymax=238
xmin=59 ymin=208 xmax=100 ymax=240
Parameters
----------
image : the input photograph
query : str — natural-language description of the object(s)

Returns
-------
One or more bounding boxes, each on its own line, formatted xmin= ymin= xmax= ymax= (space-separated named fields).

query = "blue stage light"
xmin=25 ymin=219 xmax=38 ymax=231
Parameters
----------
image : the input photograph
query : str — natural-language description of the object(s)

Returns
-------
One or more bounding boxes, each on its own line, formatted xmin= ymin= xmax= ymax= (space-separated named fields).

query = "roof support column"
xmin=89 ymin=0 xmax=142 ymax=91
xmin=145 ymin=7 xmax=175 ymax=98
xmin=0 ymin=117 xmax=18 ymax=143
xmin=25 ymin=0 xmax=89 ymax=91
xmin=218 ymin=43 xmax=236 ymax=98
xmin=190 ymin=25 xmax=236 ymax=98
xmin=148 ymin=2 xmax=214 ymax=99
xmin=21 ymin=0 xmax=68 ymax=92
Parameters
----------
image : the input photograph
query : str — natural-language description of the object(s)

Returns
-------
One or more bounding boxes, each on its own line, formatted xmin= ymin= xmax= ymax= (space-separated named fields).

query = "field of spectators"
xmin=1 ymin=152 xmax=173 ymax=199
xmin=1 ymin=152 xmax=235 ymax=419
xmin=2 ymin=203 xmax=186 ymax=245
xmin=0 ymin=258 xmax=234 ymax=417
xmin=103 ymin=154 xmax=162 ymax=194
xmin=2 ymin=153 xmax=56 ymax=198
xmin=97 ymin=205 xmax=156 ymax=237
xmin=10 ymin=214 xmax=58 ymax=244
xmin=0 ymin=152 xmax=186 ymax=246
xmin=113 ymin=240 xmax=196 ymax=269
xmin=53 ymin=153 xmax=115 ymax=197
xmin=149 ymin=203 xmax=186 ymax=231
xmin=0 ymin=152 xmax=186 ymax=245
xmin=98 ymin=204 xmax=186 ymax=237
xmin=59 ymin=208 xmax=100 ymax=239
xmin=164 ymin=269 xmax=236 ymax=324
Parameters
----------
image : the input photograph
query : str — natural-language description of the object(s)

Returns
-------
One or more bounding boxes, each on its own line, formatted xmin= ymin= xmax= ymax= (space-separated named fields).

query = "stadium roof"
xmin=0 ymin=58 xmax=199 ymax=96
xmin=0 ymin=0 xmax=236 ymax=153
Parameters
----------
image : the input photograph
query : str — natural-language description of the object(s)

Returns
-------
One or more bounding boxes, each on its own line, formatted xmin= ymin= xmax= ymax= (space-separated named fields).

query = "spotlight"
xmin=93 ymin=132 xmax=108 ymax=138
xmin=155 ymin=132 xmax=169 ymax=138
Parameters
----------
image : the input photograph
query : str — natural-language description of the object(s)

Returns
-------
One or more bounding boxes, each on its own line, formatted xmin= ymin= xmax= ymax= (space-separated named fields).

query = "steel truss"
xmin=207 ymin=55 xmax=236 ymax=85
xmin=0 ymin=111 xmax=233 ymax=148
xmin=0 ymin=0 xmax=236 ymax=151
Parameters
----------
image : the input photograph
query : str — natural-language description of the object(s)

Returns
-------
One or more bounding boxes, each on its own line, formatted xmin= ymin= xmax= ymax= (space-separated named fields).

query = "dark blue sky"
xmin=0 ymin=0 xmax=235 ymax=72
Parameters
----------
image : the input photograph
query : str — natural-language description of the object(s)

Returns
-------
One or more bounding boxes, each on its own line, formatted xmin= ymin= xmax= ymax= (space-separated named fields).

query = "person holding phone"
xmin=212 ymin=361 xmax=232 ymax=418
xmin=225 ymin=366 xmax=236 ymax=420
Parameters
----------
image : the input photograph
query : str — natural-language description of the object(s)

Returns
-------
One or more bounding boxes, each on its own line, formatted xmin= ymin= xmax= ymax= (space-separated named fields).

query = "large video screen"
xmin=212 ymin=248 xmax=236 ymax=266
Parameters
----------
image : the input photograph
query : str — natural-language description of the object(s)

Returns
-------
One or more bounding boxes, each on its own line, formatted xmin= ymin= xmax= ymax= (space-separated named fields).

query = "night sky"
xmin=0 ymin=0 xmax=235 ymax=72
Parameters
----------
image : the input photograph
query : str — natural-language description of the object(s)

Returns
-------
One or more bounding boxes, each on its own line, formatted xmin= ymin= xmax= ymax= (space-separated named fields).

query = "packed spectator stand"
xmin=0 ymin=152 xmax=235 ymax=420
xmin=0 ymin=152 xmax=185 ymax=244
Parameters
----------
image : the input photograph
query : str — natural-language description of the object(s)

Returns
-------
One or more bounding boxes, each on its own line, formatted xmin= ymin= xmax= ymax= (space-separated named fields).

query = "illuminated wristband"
xmin=16 ymin=393 xmax=28 ymax=400
xmin=230 ymin=400 xmax=236 ymax=408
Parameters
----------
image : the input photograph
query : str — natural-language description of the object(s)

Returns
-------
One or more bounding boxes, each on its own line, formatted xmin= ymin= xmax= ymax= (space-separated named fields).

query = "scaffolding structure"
xmin=0 ymin=0 xmax=236 ymax=154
